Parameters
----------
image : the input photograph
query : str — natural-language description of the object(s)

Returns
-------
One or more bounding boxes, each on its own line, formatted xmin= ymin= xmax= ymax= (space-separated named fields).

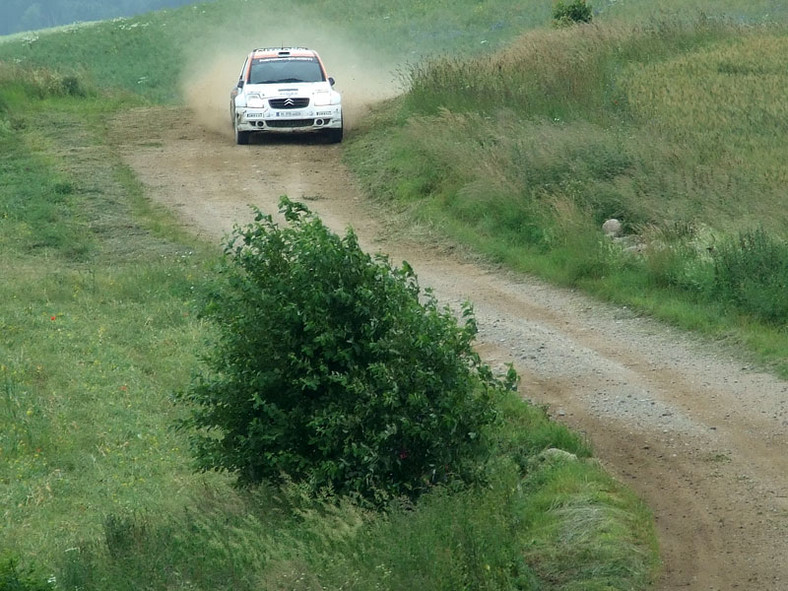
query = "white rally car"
xmin=230 ymin=46 xmax=343 ymax=145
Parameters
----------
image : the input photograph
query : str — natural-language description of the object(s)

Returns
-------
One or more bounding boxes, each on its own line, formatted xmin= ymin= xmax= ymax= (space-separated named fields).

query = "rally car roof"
xmin=249 ymin=47 xmax=316 ymax=58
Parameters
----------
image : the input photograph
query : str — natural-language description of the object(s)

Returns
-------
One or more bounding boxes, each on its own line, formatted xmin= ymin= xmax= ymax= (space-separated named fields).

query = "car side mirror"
xmin=329 ymin=77 xmax=335 ymax=86
xmin=237 ymin=80 xmax=244 ymax=89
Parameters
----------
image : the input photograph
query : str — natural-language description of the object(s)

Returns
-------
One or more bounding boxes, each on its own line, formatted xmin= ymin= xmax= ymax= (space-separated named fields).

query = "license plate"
xmin=246 ymin=112 xmax=264 ymax=119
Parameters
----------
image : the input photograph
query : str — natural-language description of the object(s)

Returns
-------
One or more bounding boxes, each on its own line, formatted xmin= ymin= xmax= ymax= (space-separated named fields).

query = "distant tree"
xmin=553 ymin=0 xmax=593 ymax=27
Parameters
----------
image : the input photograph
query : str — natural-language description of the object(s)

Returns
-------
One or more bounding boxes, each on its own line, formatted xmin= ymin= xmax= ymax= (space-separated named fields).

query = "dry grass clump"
xmin=399 ymin=20 xmax=787 ymax=237
xmin=349 ymin=18 xmax=788 ymax=346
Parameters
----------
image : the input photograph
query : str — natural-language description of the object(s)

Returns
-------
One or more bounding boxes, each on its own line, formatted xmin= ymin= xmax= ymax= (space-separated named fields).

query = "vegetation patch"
xmin=0 ymin=554 xmax=53 ymax=591
xmin=553 ymin=0 xmax=594 ymax=27
xmin=13 ymin=0 xmax=787 ymax=588
xmin=178 ymin=198 xmax=514 ymax=503
xmin=346 ymin=18 xmax=788 ymax=375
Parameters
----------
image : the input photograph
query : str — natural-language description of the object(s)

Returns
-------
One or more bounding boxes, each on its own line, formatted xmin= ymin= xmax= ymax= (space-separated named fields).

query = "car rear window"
xmin=249 ymin=57 xmax=325 ymax=84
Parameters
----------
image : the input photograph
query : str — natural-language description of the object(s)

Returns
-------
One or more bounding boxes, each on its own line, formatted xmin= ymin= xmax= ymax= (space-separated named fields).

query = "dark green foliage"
xmin=179 ymin=197 xmax=513 ymax=504
xmin=711 ymin=228 xmax=788 ymax=325
xmin=553 ymin=0 xmax=593 ymax=27
xmin=0 ymin=555 xmax=52 ymax=591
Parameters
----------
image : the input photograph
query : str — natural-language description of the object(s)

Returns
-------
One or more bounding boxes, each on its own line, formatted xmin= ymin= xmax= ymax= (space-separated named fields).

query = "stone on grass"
xmin=602 ymin=218 xmax=623 ymax=237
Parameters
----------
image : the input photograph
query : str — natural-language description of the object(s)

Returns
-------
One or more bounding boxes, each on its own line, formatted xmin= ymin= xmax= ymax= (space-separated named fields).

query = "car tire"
xmin=326 ymin=122 xmax=343 ymax=144
xmin=234 ymin=117 xmax=250 ymax=145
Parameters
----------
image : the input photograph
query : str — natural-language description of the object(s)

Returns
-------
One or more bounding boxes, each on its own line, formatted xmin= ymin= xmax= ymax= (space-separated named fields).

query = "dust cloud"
xmin=179 ymin=19 xmax=403 ymax=139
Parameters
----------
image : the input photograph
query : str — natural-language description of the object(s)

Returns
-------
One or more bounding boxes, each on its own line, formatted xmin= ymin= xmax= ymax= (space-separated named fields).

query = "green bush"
xmin=178 ymin=198 xmax=515 ymax=504
xmin=0 ymin=555 xmax=53 ymax=591
xmin=553 ymin=0 xmax=593 ymax=26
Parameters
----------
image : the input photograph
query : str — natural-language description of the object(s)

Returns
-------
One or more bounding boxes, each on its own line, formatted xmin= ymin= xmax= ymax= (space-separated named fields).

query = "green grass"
xmin=344 ymin=17 xmax=788 ymax=376
xmin=0 ymin=65 xmax=211 ymax=571
xmin=9 ymin=0 xmax=786 ymax=587
xmin=0 ymin=0 xmax=551 ymax=104
xmin=597 ymin=0 xmax=788 ymax=23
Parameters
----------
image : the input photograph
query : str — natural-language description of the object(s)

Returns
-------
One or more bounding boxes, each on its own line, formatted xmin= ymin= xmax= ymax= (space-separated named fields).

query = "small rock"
xmin=602 ymin=218 xmax=623 ymax=237
xmin=538 ymin=448 xmax=578 ymax=464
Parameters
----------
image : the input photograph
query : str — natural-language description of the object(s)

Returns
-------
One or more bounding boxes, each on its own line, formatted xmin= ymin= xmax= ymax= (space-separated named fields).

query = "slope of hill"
xmin=1 ymin=1 xmax=786 ymax=589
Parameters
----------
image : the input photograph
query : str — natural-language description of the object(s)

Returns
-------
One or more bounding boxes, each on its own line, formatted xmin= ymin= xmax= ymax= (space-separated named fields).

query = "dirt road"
xmin=113 ymin=107 xmax=787 ymax=590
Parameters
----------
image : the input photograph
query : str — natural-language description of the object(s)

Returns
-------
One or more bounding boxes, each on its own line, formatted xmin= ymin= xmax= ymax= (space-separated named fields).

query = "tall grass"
xmin=712 ymin=228 xmax=788 ymax=325
xmin=346 ymin=17 xmax=788 ymax=373
xmin=404 ymin=24 xmax=627 ymax=121
xmin=53 ymin=402 xmax=656 ymax=591
xmin=596 ymin=0 xmax=788 ymax=23
xmin=0 ymin=66 xmax=97 ymax=261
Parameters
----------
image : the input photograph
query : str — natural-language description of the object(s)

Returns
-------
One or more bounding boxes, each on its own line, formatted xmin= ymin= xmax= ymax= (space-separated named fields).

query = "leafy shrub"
xmin=179 ymin=198 xmax=514 ymax=504
xmin=553 ymin=0 xmax=593 ymax=27
xmin=711 ymin=228 xmax=788 ymax=325
xmin=0 ymin=555 xmax=53 ymax=591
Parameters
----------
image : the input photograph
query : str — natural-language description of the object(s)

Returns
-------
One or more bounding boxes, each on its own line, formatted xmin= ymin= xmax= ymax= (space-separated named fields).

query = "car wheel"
xmin=234 ymin=117 xmax=250 ymax=145
xmin=326 ymin=124 xmax=343 ymax=144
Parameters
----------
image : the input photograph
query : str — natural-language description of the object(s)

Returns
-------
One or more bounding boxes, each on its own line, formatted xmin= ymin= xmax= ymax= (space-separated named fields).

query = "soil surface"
xmin=112 ymin=106 xmax=787 ymax=591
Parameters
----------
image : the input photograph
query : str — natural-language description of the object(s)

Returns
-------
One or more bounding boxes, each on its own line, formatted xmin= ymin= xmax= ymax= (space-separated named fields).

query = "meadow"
xmin=346 ymin=16 xmax=788 ymax=375
xmin=0 ymin=68 xmax=657 ymax=589
xmin=1 ymin=0 xmax=785 ymax=588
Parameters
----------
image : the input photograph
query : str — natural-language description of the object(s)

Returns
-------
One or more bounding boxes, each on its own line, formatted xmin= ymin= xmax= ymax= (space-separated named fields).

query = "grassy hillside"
xmin=0 ymin=0 xmax=550 ymax=103
xmin=0 ymin=2 xmax=665 ymax=589
xmin=1 ymin=0 xmax=785 ymax=588
xmin=345 ymin=17 xmax=788 ymax=375
xmin=4 ymin=0 xmax=784 ymax=102
xmin=598 ymin=0 xmax=788 ymax=23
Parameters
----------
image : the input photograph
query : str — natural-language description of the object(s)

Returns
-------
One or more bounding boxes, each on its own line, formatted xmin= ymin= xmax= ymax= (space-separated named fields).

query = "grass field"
xmin=345 ymin=17 xmax=788 ymax=375
xmin=1 ymin=0 xmax=785 ymax=588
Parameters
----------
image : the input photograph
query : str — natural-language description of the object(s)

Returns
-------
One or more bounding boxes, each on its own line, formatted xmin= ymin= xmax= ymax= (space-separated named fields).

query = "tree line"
xmin=0 ymin=0 xmax=202 ymax=36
